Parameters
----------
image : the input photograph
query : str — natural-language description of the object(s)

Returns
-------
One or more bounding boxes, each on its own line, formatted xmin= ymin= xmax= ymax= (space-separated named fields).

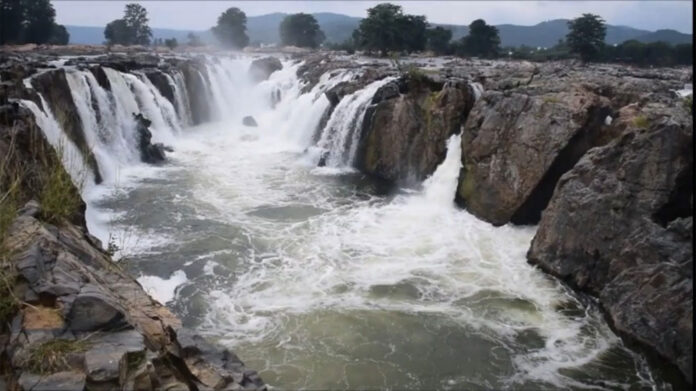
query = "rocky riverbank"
xmin=0 ymin=47 xmax=693 ymax=386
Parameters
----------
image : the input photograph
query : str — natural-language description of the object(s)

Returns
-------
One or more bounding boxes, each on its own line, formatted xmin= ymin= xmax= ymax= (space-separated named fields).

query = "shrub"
xmin=38 ymin=151 xmax=82 ymax=225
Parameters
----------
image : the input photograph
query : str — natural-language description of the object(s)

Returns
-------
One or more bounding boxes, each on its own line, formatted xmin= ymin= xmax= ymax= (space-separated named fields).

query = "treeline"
xmin=0 ymin=0 xmax=69 ymax=45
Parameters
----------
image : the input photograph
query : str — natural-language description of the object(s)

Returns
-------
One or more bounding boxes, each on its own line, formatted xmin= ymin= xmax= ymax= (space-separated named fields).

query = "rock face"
xmin=356 ymin=73 xmax=476 ymax=184
xmin=249 ymin=56 xmax=282 ymax=83
xmin=134 ymin=113 xmax=167 ymax=163
xmin=456 ymin=85 xmax=614 ymax=225
xmin=527 ymin=102 xmax=693 ymax=383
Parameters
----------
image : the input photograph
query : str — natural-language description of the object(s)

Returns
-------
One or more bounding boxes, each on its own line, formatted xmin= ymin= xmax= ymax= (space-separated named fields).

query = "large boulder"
xmin=249 ymin=56 xmax=282 ymax=83
xmin=134 ymin=113 xmax=167 ymax=163
xmin=355 ymin=73 xmax=476 ymax=184
xmin=528 ymin=102 xmax=693 ymax=383
xmin=455 ymin=85 xmax=615 ymax=226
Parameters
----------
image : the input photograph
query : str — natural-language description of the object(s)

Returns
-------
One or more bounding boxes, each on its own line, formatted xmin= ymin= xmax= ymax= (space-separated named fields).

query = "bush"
xmin=39 ymin=152 xmax=81 ymax=225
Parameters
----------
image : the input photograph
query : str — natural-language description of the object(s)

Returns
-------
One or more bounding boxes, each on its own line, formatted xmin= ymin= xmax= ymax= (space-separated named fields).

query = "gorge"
xmin=0 ymin=47 xmax=692 ymax=390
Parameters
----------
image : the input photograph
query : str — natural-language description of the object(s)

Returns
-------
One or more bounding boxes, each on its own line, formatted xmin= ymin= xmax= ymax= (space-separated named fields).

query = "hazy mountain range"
xmin=66 ymin=12 xmax=693 ymax=48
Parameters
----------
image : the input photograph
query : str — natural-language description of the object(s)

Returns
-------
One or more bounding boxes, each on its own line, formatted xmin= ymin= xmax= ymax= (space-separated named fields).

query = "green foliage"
xmin=164 ymin=38 xmax=178 ymax=50
xmin=0 ymin=0 xmax=69 ymax=45
xmin=280 ymin=13 xmax=325 ymax=48
xmin=325 ymin=38 xmax=356 ymax=54
xmin=567 ymin=14 xmax=606 ymax=62
xmin=104 ymin=3 xmax=152 ymax=46
xmin=426 ymin=26 xmax=453 ymax=55
xmin=212 ymin=7 xmax=249 ymax=49
xmin=352 ymin=3 xmax=427 ymax=56
xmin=460 ymin=19 xmax=500 ymax=58
xmin=39 ymin=154 xmax=81 ymax=225
xmin=26 ymin=339 xmax=90 ymax=374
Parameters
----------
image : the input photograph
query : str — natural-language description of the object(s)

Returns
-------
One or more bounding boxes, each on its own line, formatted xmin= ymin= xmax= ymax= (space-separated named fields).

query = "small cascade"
xmin=422 ymin=134 xmax=462 ymax=205
xmin=20 ymin=97 xmax=93 ymax=187
xmin=315 ymin=76 xmax=396 ymax=167
xmin=167 ymin=71 xmax=193 ymax=126
xmin=470 ymin=82 xmax=484 ymax=100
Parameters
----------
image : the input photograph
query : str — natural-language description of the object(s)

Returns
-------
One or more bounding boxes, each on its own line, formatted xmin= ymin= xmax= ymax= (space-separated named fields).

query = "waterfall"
xmin=167 ymin=71 xmax=193 ymax=126
xmin=422 ymin=134 xmax=462 ymax=205
xmin=315 ymin=76 xmax=396 ymax=167
xmin=20 ymin=97 xmax=92 ymax=187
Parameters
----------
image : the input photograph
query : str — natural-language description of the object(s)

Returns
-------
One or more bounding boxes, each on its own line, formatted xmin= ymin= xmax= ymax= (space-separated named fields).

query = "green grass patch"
xmin=38 ymin=154 xmax=81 ymax=225
xmin=683 ymin=95 xmax=693 ymax=114
xmin=26 ymin=338 xmax=90 ymax=374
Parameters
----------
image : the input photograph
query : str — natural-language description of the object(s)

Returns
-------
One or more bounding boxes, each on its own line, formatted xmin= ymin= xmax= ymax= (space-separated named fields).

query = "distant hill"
xmin=633 ymin=29 xmax=693 ymax=44
xmin=65 ymin=13 xmax=692 ymax=48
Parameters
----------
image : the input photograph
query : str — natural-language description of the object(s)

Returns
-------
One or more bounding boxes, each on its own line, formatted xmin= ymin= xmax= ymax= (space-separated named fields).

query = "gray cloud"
xmin=54 ymin=1 xmax=693 ymax=33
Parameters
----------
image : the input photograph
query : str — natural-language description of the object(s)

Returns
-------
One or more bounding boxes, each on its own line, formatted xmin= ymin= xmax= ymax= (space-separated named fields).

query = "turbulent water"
xmin=24 ymin=54 xmax=672 ymax=390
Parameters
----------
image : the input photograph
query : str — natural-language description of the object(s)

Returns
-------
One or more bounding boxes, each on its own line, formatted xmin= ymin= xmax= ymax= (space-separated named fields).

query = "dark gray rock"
xmin=17 ymin=371 xmax=86 ymax=391
xmin=528 ymin=102 xmax=693 ymax=383
xmin=134 ymin=113 xmax=167 ymax=164
xmin=68 ymin=288 xmax=126 ymax=332
xmin=249 ymin=57 xmax=282 ymax=83
xmin=242 ymin=116 xmax=258 ymax=127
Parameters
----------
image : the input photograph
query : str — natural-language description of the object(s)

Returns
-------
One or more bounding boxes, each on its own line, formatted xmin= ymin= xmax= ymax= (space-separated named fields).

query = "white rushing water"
xmin=24 ymin=54 xmax=666 ymax=390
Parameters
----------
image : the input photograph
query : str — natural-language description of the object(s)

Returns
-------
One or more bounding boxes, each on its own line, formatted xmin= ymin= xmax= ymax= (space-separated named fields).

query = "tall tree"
xmin=0 ymin=0 xmax=25 ymax=44
xmin=566 ymin=14 xmax=606 ymax=62
xmin=426 ymin=26 xmax=452 ymax=55
xmin=104 ymin=19 xmax=135 ymax=45
xmin=187 ymin=32 xmax=204 ymax=47
xmin=279 ymin=13 xmax=325 ymax=48
xmin=212 ymin=7 xmax=249 ymax=49
xmin=123 ymin=3 xmax=151 ymax=45
xmin=0 ymin=0 xmax=68 ymax=45
xmin=462 ymin=19 xmax=500 ymax=58
xmin=352 ymin=3 xmax=428 ymax=56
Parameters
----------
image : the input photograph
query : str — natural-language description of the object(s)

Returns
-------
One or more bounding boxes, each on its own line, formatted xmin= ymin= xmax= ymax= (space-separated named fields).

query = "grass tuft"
xmin=26 ymin=338 xmax=90 ymax=374
xmin=38 ymin=150 xmax=82 ymax=225
xmin=632 ymin=115 xmax=650 ymax=129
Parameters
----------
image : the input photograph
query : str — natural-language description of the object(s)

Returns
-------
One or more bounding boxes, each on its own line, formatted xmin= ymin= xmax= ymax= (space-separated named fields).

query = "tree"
xmin=123 ymin=3 xmax=151 ymax=45
xmin=462 ymin=19 xmax=500 ymax=58
xmin=187 ymin=32 xmax=204 ymax=47
xmin=49 ymin=23 xmax=69 ymax=45
xmin=279 ymin=13 xmax=325 ymax=48
xmin=426 ymin=26 xmax=452 ymax=54
xmin=164 ymin=38 xmax=178 ymax=50
xmin=352 ymin=3 xmax=428 ymax=56
xmin=104 ymin=19 xmax=135 ymax=45
xmin=566 ymin=14 xmax=606 ymax=62
xmin=212 ymin=7 xmax=249 ymax=49
xmin=103 ymin=3 xmax=151 ymax=46
xmin=0 ymin=0 xmax=68 ymax=45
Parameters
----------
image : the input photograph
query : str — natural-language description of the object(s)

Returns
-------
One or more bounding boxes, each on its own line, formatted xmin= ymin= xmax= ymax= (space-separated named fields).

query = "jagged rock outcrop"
xmin=1 ymin=96 xmax=266 ymax=390
xmin=248 ymin=57 xmax=282 ymax=83
xmin=134 ymin=113 xmax=167 ymax=163
xmin=180 ymin=61 xmax=212 ymax=125
xmin=455 ymin=85 xmax=615 ymax=226
xmin=145 ymin=69 xmax=176 ymax=105
xmin=528 ymin=102 xmax=693 ymax=383
xmin=355 ymin=73 xmax=476 ymax=184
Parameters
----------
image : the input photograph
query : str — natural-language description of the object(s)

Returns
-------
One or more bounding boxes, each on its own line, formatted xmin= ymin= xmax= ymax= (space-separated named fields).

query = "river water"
xmin=24 ymin=55 xmax=671 ymax=390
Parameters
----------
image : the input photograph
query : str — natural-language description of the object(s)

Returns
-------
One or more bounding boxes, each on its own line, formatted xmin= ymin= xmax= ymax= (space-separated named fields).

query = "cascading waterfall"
xmin=315 ymin=76 xmax=396 ymax=167
xmin=19 ymin=54 xmax=665 ymax=390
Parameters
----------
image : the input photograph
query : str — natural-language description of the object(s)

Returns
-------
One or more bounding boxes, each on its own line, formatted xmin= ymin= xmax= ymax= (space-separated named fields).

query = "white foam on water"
xmin=138 ymin=270 xmax=188 ymax=304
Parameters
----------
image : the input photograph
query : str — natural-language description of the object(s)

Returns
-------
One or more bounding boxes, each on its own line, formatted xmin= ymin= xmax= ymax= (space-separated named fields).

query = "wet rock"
xmin=242 ymin=115 xmax=258 ymax=127
xmin=249 ymin=56 xmax=282 ymax=83
xmin=455 ymin=85 xmax=615 ymax=226
xmin=145 ymin=69 xmax=176 ymax=105
xmin=180 ymin=60 xmax=212 ymax=125
xmin=528 ymin=102 xmax=693 ymax=383
xmin=356 ymin=75 xmax=475 ymax=184
xmin=17 ymin=371 xmax=86 ymax=391
xmin=134 ymin=113 xmax=167 ymax=163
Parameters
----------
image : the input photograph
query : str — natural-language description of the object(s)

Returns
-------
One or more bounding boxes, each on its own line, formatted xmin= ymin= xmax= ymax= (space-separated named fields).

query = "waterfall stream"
xmin=22 ymin=54 xmax=669 ymax=390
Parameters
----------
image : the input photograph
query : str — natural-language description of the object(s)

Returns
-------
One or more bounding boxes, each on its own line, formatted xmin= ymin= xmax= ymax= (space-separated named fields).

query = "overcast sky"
xmin=54 ymin=1 xmax=693 ymax=33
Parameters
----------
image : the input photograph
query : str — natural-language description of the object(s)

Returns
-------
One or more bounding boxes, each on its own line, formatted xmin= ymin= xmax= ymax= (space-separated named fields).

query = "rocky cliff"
xmin=0 ymin=53 xmax=268 ymax=390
